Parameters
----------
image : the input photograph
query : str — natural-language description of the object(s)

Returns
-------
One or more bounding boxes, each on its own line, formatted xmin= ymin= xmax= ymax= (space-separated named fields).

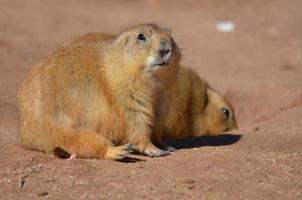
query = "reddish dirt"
xmin=0 ymin=0 xmax=301 ymax=199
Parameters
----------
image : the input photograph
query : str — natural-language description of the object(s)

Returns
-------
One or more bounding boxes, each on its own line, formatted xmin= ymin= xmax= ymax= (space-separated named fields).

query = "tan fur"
xmin=18 ymin=24 xmax=181 ymax=160
xmin=163 ymin=67 xmax=237 ymax=140
xmin=72 ymin=33 xmax=116 ymax=44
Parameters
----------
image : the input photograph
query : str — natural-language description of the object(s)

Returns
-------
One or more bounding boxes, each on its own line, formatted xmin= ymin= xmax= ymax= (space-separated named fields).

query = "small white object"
xmin=216 ymin=21 xmax=235 ymax=32
xmin=67 ymin=153 xmax=77 ymax=160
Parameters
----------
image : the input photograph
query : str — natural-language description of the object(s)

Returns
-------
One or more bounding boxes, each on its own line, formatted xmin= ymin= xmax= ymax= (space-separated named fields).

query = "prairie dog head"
xmin=194 ymin=88 xmax=238 ymax=136
xmin=110 ymin=24 xmax=181 ymax=77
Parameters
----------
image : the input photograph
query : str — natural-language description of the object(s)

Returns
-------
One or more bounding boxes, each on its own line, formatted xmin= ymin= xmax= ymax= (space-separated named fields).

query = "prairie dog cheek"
xmin=145 ymin=56 xmax=156 ymax=67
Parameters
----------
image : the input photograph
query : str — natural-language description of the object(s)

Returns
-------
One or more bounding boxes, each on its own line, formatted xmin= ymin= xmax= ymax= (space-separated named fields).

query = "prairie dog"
xmin=163 ymin=67 xmax=237 ymax=140
xmin=18 ymin=24 xmax=181 ymax=160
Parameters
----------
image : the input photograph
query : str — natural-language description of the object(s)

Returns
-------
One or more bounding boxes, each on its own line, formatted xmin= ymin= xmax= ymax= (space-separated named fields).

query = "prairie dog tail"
xmin=53 ymin=147 xmax=72 ymax=159
xmin=19 ymin=123 xmax=132 ymax=160
xmin=52 ymin=131 xmax=133 ymax=160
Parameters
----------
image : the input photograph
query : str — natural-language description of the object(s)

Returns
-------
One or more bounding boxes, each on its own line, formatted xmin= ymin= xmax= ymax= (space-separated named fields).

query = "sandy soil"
xmin=0 ymin=0 xmax=301 ymax=199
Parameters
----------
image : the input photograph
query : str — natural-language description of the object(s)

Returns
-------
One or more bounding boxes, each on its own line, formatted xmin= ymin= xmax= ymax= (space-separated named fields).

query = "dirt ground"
xmin=0 ymin=0 xmax=301 ymax=199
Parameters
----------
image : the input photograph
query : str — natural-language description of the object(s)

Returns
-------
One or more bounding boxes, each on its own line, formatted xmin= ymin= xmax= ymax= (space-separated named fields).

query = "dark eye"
xmin=221 ymin=107 xmax=230 ymax=120
xmin=137 ymin=33 xmax=146 ymax=41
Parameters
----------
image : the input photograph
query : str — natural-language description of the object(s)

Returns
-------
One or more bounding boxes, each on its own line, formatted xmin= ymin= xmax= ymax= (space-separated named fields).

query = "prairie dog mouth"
xmin=153 ymin=61 xmax=168 ymax=66
xmin=145 ymin=56 xmax=170 ymax=68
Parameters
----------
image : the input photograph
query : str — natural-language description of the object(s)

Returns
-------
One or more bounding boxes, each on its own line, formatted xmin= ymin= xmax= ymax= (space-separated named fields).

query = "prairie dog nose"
xmin=158 ymin=39 xmax=172 ymax=58
xmin=159 ymin=49 xmax=171 ymax=58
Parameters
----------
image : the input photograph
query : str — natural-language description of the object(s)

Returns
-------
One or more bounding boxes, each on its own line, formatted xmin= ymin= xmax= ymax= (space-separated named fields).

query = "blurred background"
xmin=0 ymin=1 xmax=302 ymax=199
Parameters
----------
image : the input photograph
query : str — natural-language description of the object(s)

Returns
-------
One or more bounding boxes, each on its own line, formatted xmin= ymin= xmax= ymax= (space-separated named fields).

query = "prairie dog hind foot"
xmin=105 ymin=144 xmax=134 ymax=160
xmin=53 ymin=144 xmax=134 ymax=161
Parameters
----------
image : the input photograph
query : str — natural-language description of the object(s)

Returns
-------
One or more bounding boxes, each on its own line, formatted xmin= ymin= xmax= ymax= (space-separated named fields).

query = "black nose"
xmin=159 ymin=49 xmax=171 ymax=58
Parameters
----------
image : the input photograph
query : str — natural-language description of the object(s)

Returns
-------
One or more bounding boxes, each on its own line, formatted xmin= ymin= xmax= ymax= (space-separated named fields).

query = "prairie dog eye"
xmin=137 ymin=33 xmax=146 ymax=41
xmin=221 ymin=107 xmax=230 ymax=120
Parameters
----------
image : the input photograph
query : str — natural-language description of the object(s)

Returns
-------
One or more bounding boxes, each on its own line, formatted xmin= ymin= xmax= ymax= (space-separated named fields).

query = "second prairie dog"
xmin=163 ymin=67 xmax=237 ymax=140
xmin=18 ymin=24 xmax=181 ymax=160
xmin=73 ymin=32 xmax=237 ymax=142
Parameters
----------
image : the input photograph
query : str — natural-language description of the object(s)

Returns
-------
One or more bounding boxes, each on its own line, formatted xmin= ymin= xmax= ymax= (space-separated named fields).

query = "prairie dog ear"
xmin=114 ymin=32 xmax=130 ymax=46
xmin=206 ymin=87 xmax=217 ymax=100
xmin=161 ymin=26 xmax=171 ymax=36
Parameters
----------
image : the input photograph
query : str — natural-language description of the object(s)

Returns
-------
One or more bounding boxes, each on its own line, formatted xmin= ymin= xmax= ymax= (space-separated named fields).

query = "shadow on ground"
xmin=164 ymin=134 xmax=242 ymax=150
